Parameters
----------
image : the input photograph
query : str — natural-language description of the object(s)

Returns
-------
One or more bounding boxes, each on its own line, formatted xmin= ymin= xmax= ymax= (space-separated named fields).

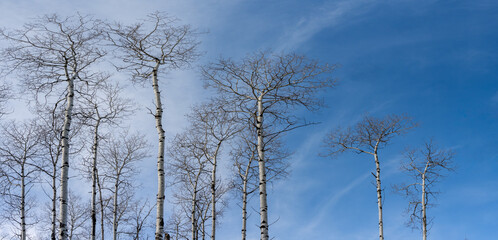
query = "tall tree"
xmin=395 ymin=141 xmax=454 ymax=240
xmin=323 ymin=114 xmax=416 ymax=240
xmin=109 ymin=12 xmax=200 ymax=239
xmin=202 ymin=51 xmax=335 ymax=240
xmin=0 ymin=14 xmax=106 ymax=239
xmin=0 ymin=120 xmax=42 ymax=240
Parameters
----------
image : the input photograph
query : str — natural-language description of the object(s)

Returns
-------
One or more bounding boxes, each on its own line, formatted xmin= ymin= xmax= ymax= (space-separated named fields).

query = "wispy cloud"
xmin=277 ymin=0 xmax=374 ymax=51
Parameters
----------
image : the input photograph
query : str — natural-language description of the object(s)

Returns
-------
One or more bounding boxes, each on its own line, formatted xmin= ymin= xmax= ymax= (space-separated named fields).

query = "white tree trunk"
xmin=374 ymin=150 xmax=384 ymax=240
xmin=256 ymin=98 xmax=269 ymax=240
xmin=59 ymin=76 xmax=75 ymax=240
xmin=211 ymin=145 xmax=220 ymax=240
xmin=91 ymin=120 xmax=100 ymax=240
xmin=51 ymin=166 xmax=57 ymax=240
xmin=422 ymin=175 xmax=427 ymax=240
xmin=97 ymin=171 xmax=106 ymax=240
xmin=113 ymin=177 xmax=119 ymax=240
xmin=21 ymin=162 xmax=26 ymax=240
xmin=153 ymin=63 xmax=166 ymax=240
xmin=241 ymin=177 xmax=248 ymax=240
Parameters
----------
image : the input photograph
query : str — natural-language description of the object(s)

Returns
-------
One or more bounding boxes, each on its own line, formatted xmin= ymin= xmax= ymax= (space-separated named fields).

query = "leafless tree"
xmin=202 ymin=51 xmax=335 ymax=240
xmin=123 ymin=199 xmax=156 ymax=240
xmin=0 ymin=14 xmax=106 ymax=239
xmin=0 ymin=83 xmax=10 ymax=118
xmin=323 ymin=114 xmax=416 ymax=240
xmin=230 ymin=127 xmax=289 ymax=240
xmin=36 ymin=102 xmax=83 ymax=240
xmin=394 ymin=140 xmax=454 ymax=240
xmin=108 ymin=12 xmax=200 ymax=239
xmin=76 ymin=80 xmax=134 ymax=240
xmin=67 ymin=191 xmax=90 ymax=240
xmin=0 ymin=120 xmax=42 ymax=240
xmin=99 ymin=130 xmax=150 ymax=240
xmin=168 ymin=131 xmax=211 ymax=240
xmin=187 ymin=101 xmax=240 ymax=240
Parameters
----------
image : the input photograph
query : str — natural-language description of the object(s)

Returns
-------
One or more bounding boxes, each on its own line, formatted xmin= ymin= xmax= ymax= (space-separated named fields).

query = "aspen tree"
xmin=203 ymin=52 xmax=335 ymax=240
xmin=109 ymin=13 xmax=199 ymax=239
xmin=0 ymin=14 xmax=106 ymax=239
xmin=0 ymin=121 xmax=41 ymax=240
xmin=395 ymin=141 xmax=454 ymax=240
xmin=324 ymin=114 xmax=416 ymax=240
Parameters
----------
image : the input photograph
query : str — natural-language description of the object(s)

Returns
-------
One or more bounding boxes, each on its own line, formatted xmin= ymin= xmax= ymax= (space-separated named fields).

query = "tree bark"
xmin=21 ymin=161 xmax=26 ymax=240
xmin=374 ymin=148 xmax=384 ymax=240
xmin=59 ymin=76 xmax=75 ymax=240
xmin=153 ymin=63 xmax=166 ymax=240
xmin=113 ymin=177 xmax=119 ymax=240
xmin=241 ymin=175 xmax=248 ymax=240
xmin=422 ymin=175 xmax=427 ymax=240
xmin=256 ymin=98 xmax=269 ymax=240
xmin=210 ymin=144 xmax=220 ymax=240
xmin=51 ymin=165 xmax=57 ymax=240
xmin=91 ymin=120 xmax=100 ymax=240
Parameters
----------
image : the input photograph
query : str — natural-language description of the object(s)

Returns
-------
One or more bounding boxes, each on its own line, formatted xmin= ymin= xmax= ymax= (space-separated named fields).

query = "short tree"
xmin=395 ymin=141 xmax=454 ymax=240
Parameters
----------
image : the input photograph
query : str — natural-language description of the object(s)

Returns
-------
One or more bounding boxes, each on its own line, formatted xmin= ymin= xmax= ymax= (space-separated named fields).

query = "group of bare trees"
xmin=324 ymin=114 xmax=454 ymax=240
xmin=0 ymin=11 xmax=454 ymax=240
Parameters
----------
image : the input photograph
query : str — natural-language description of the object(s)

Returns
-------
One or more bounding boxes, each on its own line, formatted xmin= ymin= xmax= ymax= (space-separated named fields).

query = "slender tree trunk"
xmin=21 ymin=162 xmax=26 ymax=240
xmin=241 ymin=177 xmax=248 ymax=240
xmin=59 ymin=76 xmax=75 ymax=240
xmin=52 ymin=166 xmax=57 ymax=240
xmin=373 ymin=149 xmax=384 ymax=240
xmin=211 ymin=145 xmax=220 ymax=240
xmin=113 ymin=177 xmax=119 ymax=240
xmin=97 ymin=169 xmax=105 ymax=240
xmin=192 ymin=177 xmax=199 ymax=240
xmin=422 ymin=175 xmax=427 ymax=240
xmin=152 ymin=63 xmax=166 ymax=240
xmin=91 ymin=120 xmax=100 ymax=240
xmin=256 ymin=98 xmax=269 ymax=240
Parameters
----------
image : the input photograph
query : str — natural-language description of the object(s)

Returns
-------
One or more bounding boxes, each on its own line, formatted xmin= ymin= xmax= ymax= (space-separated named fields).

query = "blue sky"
xmin=1 ymin=0 xmax=498 ymax=239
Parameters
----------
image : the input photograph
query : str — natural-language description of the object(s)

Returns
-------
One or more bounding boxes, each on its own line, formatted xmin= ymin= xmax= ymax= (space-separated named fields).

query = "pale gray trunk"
xmin=153 ymin=63 xmax=166 ymax=240
xmin=256 ymin=98 xmax=269 ymax=240
xmin=374 ymin=148 xmax=384 ymax=240
xmin=91 ymin=120 xmax=100 ymax=240
xmin=422 ymin=174 xmax=427 ymax=240
xmin=241 ymin=176 xmax=248 ymax=240
xmin=113 ymin=177 xmax=119 ymax=240
xmin=59 ymin=76 xmax=75 ymax=240
xmin=97 ymin=169 xmax=105 ymax=240
xmin=51 ymin=166 xmax=57 ymax=240
xmin=191 ymin=172 xmax=200 ymax=240
xmin=211 ymin=145 xmax=220 ymax=240
xmin=21 ymin=162 xmax=26 ymax=240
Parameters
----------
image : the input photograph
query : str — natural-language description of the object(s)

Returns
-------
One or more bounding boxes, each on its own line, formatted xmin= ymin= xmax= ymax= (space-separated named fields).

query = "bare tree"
xmin=77 ymin=80 xmax=134 ymax=240
xmin=202 ymin=51 xmax=335 ymax=240
xmin=0 ymin=120 xmax=42 ymax=240
xmin=67 ymin=191 xmax=90 ymax=240
xmin=395 ymin=141 xmax=454 ymax=240
xmin=323 ymin=114 xmax=416 ymax=240
xmin=0 ymin=83 xmax=10 ymax=118
xmin=108 ymin=12 xmax=200 ymax=239
xmin=0 ymin=14 xmax=106 ymax=239
xmin=100 ymin=130 xmax=149 ymax=240
xmin=168 ymin=131 xmax=211 ymax=240
xmin=230 ymin=127 xmax=289 ymax=240
xmin=36 ymin=102 xmax=83 ymax=240
xmin=123 ymin=199 xmax=155 ymax=240
xmin=187 ymin=101 xmax=240 ymax=240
